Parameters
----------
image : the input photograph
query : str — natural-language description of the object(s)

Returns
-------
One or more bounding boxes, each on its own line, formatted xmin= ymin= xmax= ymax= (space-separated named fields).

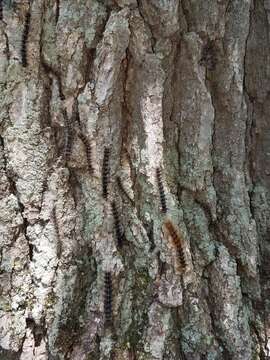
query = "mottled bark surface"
xmin=0 ymin=0 xmax=269 ymax=359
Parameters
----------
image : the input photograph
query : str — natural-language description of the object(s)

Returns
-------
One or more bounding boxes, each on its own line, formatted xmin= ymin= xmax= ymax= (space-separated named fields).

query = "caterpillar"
xmin=51 ymin=206 xmax=61 ymax=257
xmin=111 ymin=201 xmax=124 ymax=248
xmin=62 ymin=109 xmax=72 ymax=164
xmin=56 ymin=73 xmax=65 ymax=101
xmin=163 ymin=219 xmax=187 ymax=273
xmin=55 ymin=0 xmax=60 ymax=24
xmin=79 ymin=133 xmax=94 ymax=175
xmin=116 ymin=176 xmax=135 ymax=207
xmin=40 ymin=58 xmax=65 ymax=101
xmin=104 ymin=271 xmax=113 ymax=328
xmin=147 ymin=220 xmax=155 ymax=251
xmin=102 ymin=147 xmax=110 ymax=200
xmin=156 ymin=168 xmax=167 ymax=214
xmin=21 ymin=9 xmax=31 ymax=67
xmin=0 ymin=0 xmax=2 ymax=21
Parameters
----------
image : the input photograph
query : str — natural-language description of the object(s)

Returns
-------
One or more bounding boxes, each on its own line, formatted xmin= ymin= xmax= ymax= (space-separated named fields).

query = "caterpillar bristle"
xmin=104 ymin=271 xmax=113 ymax=328
xmin=102 ymin=147 xmax=110 ymax=200
xmin=116 ymin=176 xmax=135 ymax=207
xmin=21 ymin=10 xmax=31 ymax=67
xmin=156 ymin=167 xmax=167 ymax=214
xmin=111 ymin=201 xmax=124 ymax=248
xmin=79 ymin=133 xmax=94 ymax=175
xmin=164 ymin=219 xmax=187 ymax=273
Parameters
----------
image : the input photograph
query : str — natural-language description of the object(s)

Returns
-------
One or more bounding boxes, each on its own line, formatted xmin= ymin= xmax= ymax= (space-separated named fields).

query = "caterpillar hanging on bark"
xmin=102 ymin=146 xmax=110 ymax=200
xmin=0 ymin=0 xmax=3 ymax=21
xmin=104 ymin=271 xmax=113 ymax=328
xmin=79 ymin=133 xmax=94 ymax=175
xmin=55 ymin=0 xmax=60 ymax=24
xmin=116 ymin=175 xmax=135 ymax=207
xmin=156 ymin=167 xmax=167 ymax=214
xmin=61 ymin=109 xmax=72 ymax=164
xmin=111 ymin=201 xmax=124 ymax=248
xmin=21 ymin=8 xmax=31 ymax=67
xmin=51 ymin=206 xmax=61 ymax=257
xmin=163 ymin=218 xmax=187 ymax=273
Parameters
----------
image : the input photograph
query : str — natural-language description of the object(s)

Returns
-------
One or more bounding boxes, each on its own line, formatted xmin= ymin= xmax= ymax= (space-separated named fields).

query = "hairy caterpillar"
xmin=102 ymin=147 xmax=110 ymax=199
xmin=116 ymin=176 xmax=135 ymax=207
xmin=111 ymin=201 xmax=124 ymax=248
xmin=79 ymin=133 xmax=94 ymax=175
xmin=62 ymin=109 xmax=72 ymax=164
xmin=21 ymin=9 xmax=31 ymax=67
xmin=147 ymin=220 xmax=155 ymax=251
xmin=156 ymin=168 xmax=167 ymax=214
xmin=163 ymin=219 xmax=187 ymax=273
xmin=104 ymin=271 xmax=113 ymax=327
xmin=57 ymin=73 xmax=65 ymax=101
xmin=55 ymin=0 xmax=60 ymax=23
xmin=0 ymin=0 xmax=2 ymax=21
xmin=51 ymin=206 xmax=61 ymax=257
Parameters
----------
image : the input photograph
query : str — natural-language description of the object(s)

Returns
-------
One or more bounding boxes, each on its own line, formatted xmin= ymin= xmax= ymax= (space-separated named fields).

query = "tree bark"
xmin=0 ymin=0 xmax=269 ymax=359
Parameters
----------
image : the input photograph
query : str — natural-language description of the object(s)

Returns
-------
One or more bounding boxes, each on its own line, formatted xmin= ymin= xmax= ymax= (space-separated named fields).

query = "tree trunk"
xmin=0 ymin=0 xmax=269 ymax=359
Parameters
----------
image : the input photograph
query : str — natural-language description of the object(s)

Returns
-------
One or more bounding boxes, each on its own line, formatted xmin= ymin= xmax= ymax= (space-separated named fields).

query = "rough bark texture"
xmin=0 ymin=0 xmax=269 ymax=359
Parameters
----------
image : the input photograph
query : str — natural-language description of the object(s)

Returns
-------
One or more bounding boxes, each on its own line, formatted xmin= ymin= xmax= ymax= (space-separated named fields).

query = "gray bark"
xmin=0 ymin=0 xmax=269 ymax=359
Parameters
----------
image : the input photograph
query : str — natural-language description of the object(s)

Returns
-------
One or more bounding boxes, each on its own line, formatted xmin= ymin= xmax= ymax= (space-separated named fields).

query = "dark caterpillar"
xmin=111 ymin=201 xmax=124 ymax=248
xmin=104 ymin=271 xmax=113 ymax=327
xmin=51 ymin=206 xmax=61 ymax=257
xmin=116 ymin=176 xmax=135 ymax=207
xmin=102 ymin=147 xmax=110 ymax=199
xmin=156 ymin=168 xmax=167 ymax=214
xmin=79 ymin=133 xmax=94 ymax=175
xmin=55 ymin=0 xmax=60 ymax=24
xmin=62 ymin=109 xmax=72 ymax=164
xmin=0 ymin=0 xmax=3 ymax=21
xmin=21 ymin=9 xmax=31 ymax=67
xmin=164 ymin=219 xmax=187 ymax=273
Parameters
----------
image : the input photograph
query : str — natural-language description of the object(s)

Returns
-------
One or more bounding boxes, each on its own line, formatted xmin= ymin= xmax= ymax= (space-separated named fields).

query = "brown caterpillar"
xmin=104 ymin=271 xmax=113 ymax=328
xmin=156 ymin=168 xmax=167 ymax=213
xmin=102 ymin=147 xmax=110 ymax=199
xmin=111 ymin=201 xmax=124 ymax=248
xmin=163 ymin=219 xmax=187 ymax=273
xmin=116 ymin=176 xmax=135 ymax=207
xmin=79 ymin=133 xmax=94 ymax=175
xmin=21 ymin=9 xmax=31 ymax=67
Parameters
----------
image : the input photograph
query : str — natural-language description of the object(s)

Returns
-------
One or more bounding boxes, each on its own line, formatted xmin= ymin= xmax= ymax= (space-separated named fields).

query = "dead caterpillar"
xmin=21 ymin=9 xmax=31 ymax=67
xmin=79 ymin=133 xmax=94 ymax=175
xmin=116 ymin=176 xmax=135 ymax=207
xmin=102 ymin=146 xmax=110 ymax=200
xmin=156 ymin=168 xmax=167 ymax=213
xmin=104 ymin=271 xmax=113 ymax=327
xmin=0 ymin=0 xmax=3 ymax=21
xmin=111 ymin=201 xmax=124 ymax=248
xmin=163 ymin=219 xmax=187 ymax=273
